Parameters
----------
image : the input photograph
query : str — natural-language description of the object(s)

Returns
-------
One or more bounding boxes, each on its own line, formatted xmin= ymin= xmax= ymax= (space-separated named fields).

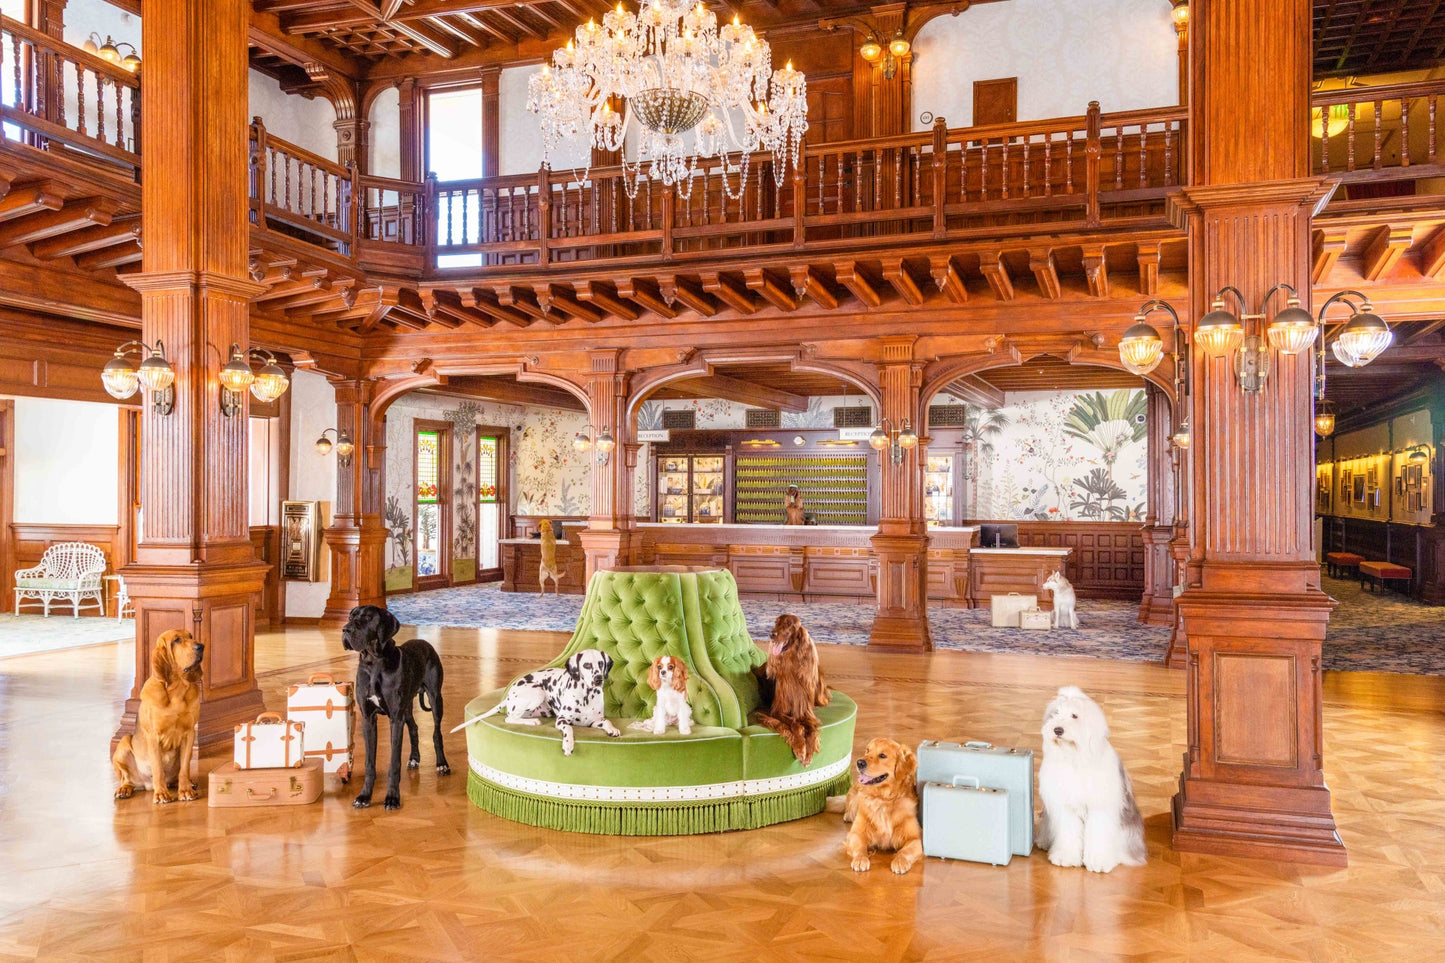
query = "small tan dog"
xmin=113 ymin=630 xmax=205 ymax=804
xmin=828 ymin=737 xmax=923 ymax=874
xmin=538 ymin=519 xmax=562 ymax=594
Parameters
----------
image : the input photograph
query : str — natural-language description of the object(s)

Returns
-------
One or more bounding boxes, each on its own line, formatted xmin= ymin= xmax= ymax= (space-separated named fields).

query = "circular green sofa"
xmin=464 ymin=567 xmax=856 ymax=835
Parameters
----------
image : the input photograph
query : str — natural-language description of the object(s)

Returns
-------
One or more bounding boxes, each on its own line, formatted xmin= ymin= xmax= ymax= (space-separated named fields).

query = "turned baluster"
xmin=1373 ymin=100 xmax=1383 ymax=169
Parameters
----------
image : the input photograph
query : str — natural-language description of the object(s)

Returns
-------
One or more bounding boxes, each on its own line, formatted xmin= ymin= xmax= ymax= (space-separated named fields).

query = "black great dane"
xmin=341 ymin=605 xmax=450 ymax=810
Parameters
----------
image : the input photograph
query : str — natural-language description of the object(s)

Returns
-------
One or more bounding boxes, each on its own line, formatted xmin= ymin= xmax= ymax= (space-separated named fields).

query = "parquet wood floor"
xmin=3 ymin=625 xmax=1445 ymax=961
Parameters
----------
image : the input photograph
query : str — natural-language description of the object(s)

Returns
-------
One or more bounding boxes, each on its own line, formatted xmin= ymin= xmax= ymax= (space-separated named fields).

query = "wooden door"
xmin=413 ymin=421 xmax=452 ymax=590
xmin=973 ymin=78 xmax=1018 ymax=126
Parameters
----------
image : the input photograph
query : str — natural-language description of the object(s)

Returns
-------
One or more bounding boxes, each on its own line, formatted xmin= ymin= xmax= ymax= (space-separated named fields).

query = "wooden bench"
xmin=1324 ymin=552 xmax=1365 ymax=579
xmin=1359 ymin=560 xmax=1412 ymax=595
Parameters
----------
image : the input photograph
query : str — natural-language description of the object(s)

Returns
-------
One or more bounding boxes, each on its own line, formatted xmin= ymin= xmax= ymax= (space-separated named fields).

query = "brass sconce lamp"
xmin=315 ymin=428 xmax=355 ymax=467
xmin=573 ymin=427 xmax=616 ymax=465
xmin=218 ymin=343 xmax=290 ymax=417
xmin=869 ymin=417 xmax=917 ymax=466
xmin=101 ymin=339 xmax=175 ymax=415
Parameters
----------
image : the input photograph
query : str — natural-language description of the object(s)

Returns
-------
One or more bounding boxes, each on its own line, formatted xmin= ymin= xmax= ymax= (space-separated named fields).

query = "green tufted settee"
xmin=464 ymin=567 xmax=856 ymax=835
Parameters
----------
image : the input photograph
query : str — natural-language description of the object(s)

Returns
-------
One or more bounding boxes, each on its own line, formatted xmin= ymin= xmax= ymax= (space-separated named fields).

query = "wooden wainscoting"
xmin=8 ymin=522 xmax=121 ymax=615
xmin=967 ymin=521 xmax=1146 ymax=600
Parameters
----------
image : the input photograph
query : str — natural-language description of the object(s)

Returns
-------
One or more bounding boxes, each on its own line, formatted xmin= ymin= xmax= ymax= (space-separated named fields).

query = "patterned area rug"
xmin=388 ymin=574 xmax=1445 ymax=674
xmin=0 ymin=615 xmax=136 ymax=659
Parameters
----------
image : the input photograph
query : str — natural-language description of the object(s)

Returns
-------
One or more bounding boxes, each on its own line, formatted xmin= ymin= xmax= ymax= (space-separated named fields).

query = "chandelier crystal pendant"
xmin=527 ymin=0 xmax=808 ymax=197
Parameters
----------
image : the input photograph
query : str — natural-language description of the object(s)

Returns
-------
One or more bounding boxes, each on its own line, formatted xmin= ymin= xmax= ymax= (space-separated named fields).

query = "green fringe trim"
xmin=467 ymin=769 xmax=852 ymax=836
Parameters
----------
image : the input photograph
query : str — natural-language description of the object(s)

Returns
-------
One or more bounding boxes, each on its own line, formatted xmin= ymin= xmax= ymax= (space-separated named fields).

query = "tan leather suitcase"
xmin=207 ymin=758 xmax=324 ymax=808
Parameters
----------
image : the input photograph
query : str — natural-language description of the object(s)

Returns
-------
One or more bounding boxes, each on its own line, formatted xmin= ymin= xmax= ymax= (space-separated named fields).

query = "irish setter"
xmin=755 ymin=614 xmax=831 ymax=766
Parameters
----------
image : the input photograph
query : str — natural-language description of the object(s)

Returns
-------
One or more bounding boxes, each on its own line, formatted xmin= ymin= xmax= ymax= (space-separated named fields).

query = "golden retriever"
xmin=755 ymin=614 xmax=831 ymax=766
xmin=838 ymin=737 xmax=922 ymax=874
xmin=112 ymin=630 xmax=204 ymax=804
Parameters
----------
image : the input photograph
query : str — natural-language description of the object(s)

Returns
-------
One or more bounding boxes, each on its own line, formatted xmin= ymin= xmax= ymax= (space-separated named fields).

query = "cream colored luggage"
xmin=287 ymin=672 xmax=355 ymax=781
xmin=233 ymin=712 xmax=305 ymax=769
xmin=990 ymin=593 xmax=1038 ymax=628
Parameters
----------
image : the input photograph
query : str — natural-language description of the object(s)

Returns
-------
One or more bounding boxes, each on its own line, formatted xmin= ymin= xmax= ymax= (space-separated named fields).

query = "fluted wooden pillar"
xmin=116 ymin=0 xmax=267 ymax=749
xmin=1169 ymin=0 xmax=1345 ymax=865
xmin=323 ymin=378 xmax=387 ymax=622
xmin=579 ymin=351 xmax=634 ymax=577
xmin=869 ymin=336 xmax=931 ymax=650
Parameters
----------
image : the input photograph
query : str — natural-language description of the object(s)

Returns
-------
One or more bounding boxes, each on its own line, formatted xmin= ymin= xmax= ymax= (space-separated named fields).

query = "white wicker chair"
xmin=13 ymin=542 xmax=107 ymax=618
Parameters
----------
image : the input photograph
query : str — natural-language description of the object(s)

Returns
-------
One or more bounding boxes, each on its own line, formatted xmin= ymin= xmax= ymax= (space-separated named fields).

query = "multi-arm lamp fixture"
xmin=101 ymin=340 xmax=175 ymax=415
xmin=314 ymin=428 xmax=355 ymax=467
xmin=573 ymin=427 xmax=616 ymax=465
xmin=81 ymin=32 xmax=140 ymax=72
xmin=869 ymin=417 xmax=917 ymax=465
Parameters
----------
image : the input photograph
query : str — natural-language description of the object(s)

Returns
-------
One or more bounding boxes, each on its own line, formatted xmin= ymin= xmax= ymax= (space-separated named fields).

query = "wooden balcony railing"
xmin=0 ymin=13 xmax=139 ymax=177
xmin=427 ymin=101 xmax=1189 ymax=269
xmin=1312 ymin=79 xmax=1445 ymax=184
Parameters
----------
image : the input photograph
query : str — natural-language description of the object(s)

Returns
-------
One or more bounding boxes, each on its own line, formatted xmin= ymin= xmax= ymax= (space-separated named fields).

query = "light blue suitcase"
xmin=920 ymin=777 xmax=1012 ymax=866
xmin=917 ymin=739 xmax=1034 ymax=857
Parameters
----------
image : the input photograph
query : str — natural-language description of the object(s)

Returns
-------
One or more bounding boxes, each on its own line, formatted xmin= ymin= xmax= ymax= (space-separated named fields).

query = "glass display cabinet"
xmin=656 ymin=454 xmax=726 ymax=523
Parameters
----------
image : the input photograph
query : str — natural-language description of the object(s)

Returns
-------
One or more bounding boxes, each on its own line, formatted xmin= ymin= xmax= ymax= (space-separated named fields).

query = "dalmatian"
xmin=452 ymin=649 xmax=620 ymax=755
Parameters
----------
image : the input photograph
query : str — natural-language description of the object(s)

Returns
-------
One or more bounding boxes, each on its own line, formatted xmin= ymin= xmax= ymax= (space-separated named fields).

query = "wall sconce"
xmin=1314 ymin=400 xmax=1336 ymax=438
xmin=1118 ymin=299 xmax=1191 ymax=398
xmin=1171 ymin=420 xmax=1191 ymax=449
xmin=1194 ymin=284 xmax=1325 ymax=393
xmin=101 ymin=339 xmax=174 ymax=415
xmin=218 ymin=343 xmax=290 ymax=417
xmin=869 ymin=417 xmax=917 ymax=465
xmin=572 ymin=427 xmax=615 ymax=465
xmin=82 ymin=32 xmax=140 ymax=71
xmin=315 ymin=428 xmax=354 ymax=467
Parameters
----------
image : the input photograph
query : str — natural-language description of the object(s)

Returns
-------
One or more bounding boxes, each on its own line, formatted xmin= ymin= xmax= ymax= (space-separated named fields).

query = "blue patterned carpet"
xmin=386 ymin=574 xmax=1445 ymax=674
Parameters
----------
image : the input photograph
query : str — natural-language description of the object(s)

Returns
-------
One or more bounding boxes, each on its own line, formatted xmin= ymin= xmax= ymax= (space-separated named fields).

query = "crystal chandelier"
xmin=527 ymin=0 xmax=808 ymax=197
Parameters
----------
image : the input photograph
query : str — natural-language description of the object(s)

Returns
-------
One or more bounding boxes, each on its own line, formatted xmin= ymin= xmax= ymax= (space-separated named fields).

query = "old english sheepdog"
xmin=1036 ymin=686 xmax=1147 ymax=873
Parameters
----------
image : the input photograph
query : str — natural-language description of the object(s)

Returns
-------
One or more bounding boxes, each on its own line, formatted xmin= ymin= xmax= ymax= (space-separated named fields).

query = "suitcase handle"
xmin=254 ymin=712 xmax=284 ymax=724
xmin=306 ymin=673 xmax=335 ymax=685
xmin=951 ymin=776 xmax=982 ymax=789
xmin=246 ymin=787 xmax=278 ymax=800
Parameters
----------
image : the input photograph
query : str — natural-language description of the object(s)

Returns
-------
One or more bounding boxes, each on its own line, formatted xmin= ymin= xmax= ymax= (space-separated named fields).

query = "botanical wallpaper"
xmin=384 ymin=393 xmax=591 ymax=579
xmin=962 ymin=389 xmax=1148 ymax=522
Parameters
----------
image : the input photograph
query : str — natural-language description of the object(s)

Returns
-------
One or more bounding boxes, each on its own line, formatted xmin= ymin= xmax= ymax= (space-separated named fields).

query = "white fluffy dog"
xmin=1036 ymin=686 xmax=1147 ymax=873
xmin=1042 ymin=570 xmax=1079 ymax=629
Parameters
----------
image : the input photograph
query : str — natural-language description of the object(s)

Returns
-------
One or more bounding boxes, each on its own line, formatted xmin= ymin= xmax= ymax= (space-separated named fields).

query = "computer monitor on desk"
xmin=979 ymin=524 xmax=1019 ymax=548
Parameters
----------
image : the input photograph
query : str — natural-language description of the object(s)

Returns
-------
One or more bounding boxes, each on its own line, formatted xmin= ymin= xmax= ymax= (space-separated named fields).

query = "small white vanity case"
xmin=233 ymin=712 xmax=306 ymax=770
xmin=989 ymin=592 xmax=1037 ymax=627
xmin=917 ymin=740 xmax=1034 ymax=856
xmin=287 ymin=672 xmax=355 ymax=780
xmin=1019 ymin=609 xmax=1052 ymax=630
xmin=920 ymin=777 xmax=1012 ymax=866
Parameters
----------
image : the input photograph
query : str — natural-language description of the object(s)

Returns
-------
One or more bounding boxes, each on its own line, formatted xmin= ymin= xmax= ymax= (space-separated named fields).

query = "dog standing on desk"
xmin=342 ymin=605 xmax=450 ymax=811
xmin=113 ymin=630 xmax=204 ymax=805
xmin=537 ymin=520 xmax=563 ymax=594
xmin=1043 ymin=570 xmax=1079 ymax=629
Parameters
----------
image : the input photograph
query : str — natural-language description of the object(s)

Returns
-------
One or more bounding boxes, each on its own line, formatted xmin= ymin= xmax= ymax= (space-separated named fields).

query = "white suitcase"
xmin=921 ymin=777 xmax=1012 ymax=866
xmin=917 ymin=739 xmax=1034 ymax=856
xmin=990 ymin=592 xmax=1037 ymax=627
xmin=287 ymin=672 xmax=356 ymax=781
xmin=233 ymin=712 xmax=306 ymax=770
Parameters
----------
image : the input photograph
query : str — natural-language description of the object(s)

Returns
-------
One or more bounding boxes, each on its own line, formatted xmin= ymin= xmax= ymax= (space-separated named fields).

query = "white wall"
xmin=911 ymin=0 xmax=1178 ymax=130
xmin=369 ymin=84 xmax=401 ymax=178
xmin=499 ymin=64 xmax=590 ymax=176
xmin=250 ymin=69 xmax=337 ymax=161
xmin=61 ymin=0 xmax=140 ymax=53
xmin=285 ymin=371 xmax=337 ymax=618
xmin=8 ymin=396 xmax=118 ymax=525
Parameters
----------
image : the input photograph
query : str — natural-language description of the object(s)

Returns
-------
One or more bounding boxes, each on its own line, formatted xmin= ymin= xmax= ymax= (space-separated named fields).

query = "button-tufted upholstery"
xmin=463 ymin=567 xmax=856 ymax=835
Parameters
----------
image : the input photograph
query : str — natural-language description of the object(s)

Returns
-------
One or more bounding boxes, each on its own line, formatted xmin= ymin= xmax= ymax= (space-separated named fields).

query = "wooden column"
xmin=322 ymin=378 xmax=387 ymax=622
xmin=116 ymin=0 xmax=267 ymax=750
xmin=1140 ymin=384 xmax=1177 ymax=625
xmin=481 ymin=66 xmax=500 ymax=179
xmin=1169 ymin=0 xmax=1345 ymax=865
xmin=869 ymin=336 xmax=931 ymax=650
xmin=578 ymin=351 xmax=633 ymax=577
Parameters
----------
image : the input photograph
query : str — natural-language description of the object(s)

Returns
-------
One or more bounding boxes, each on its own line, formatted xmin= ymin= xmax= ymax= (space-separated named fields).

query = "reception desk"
xmin=967 ymin=547 xmax=1075 ymax=610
